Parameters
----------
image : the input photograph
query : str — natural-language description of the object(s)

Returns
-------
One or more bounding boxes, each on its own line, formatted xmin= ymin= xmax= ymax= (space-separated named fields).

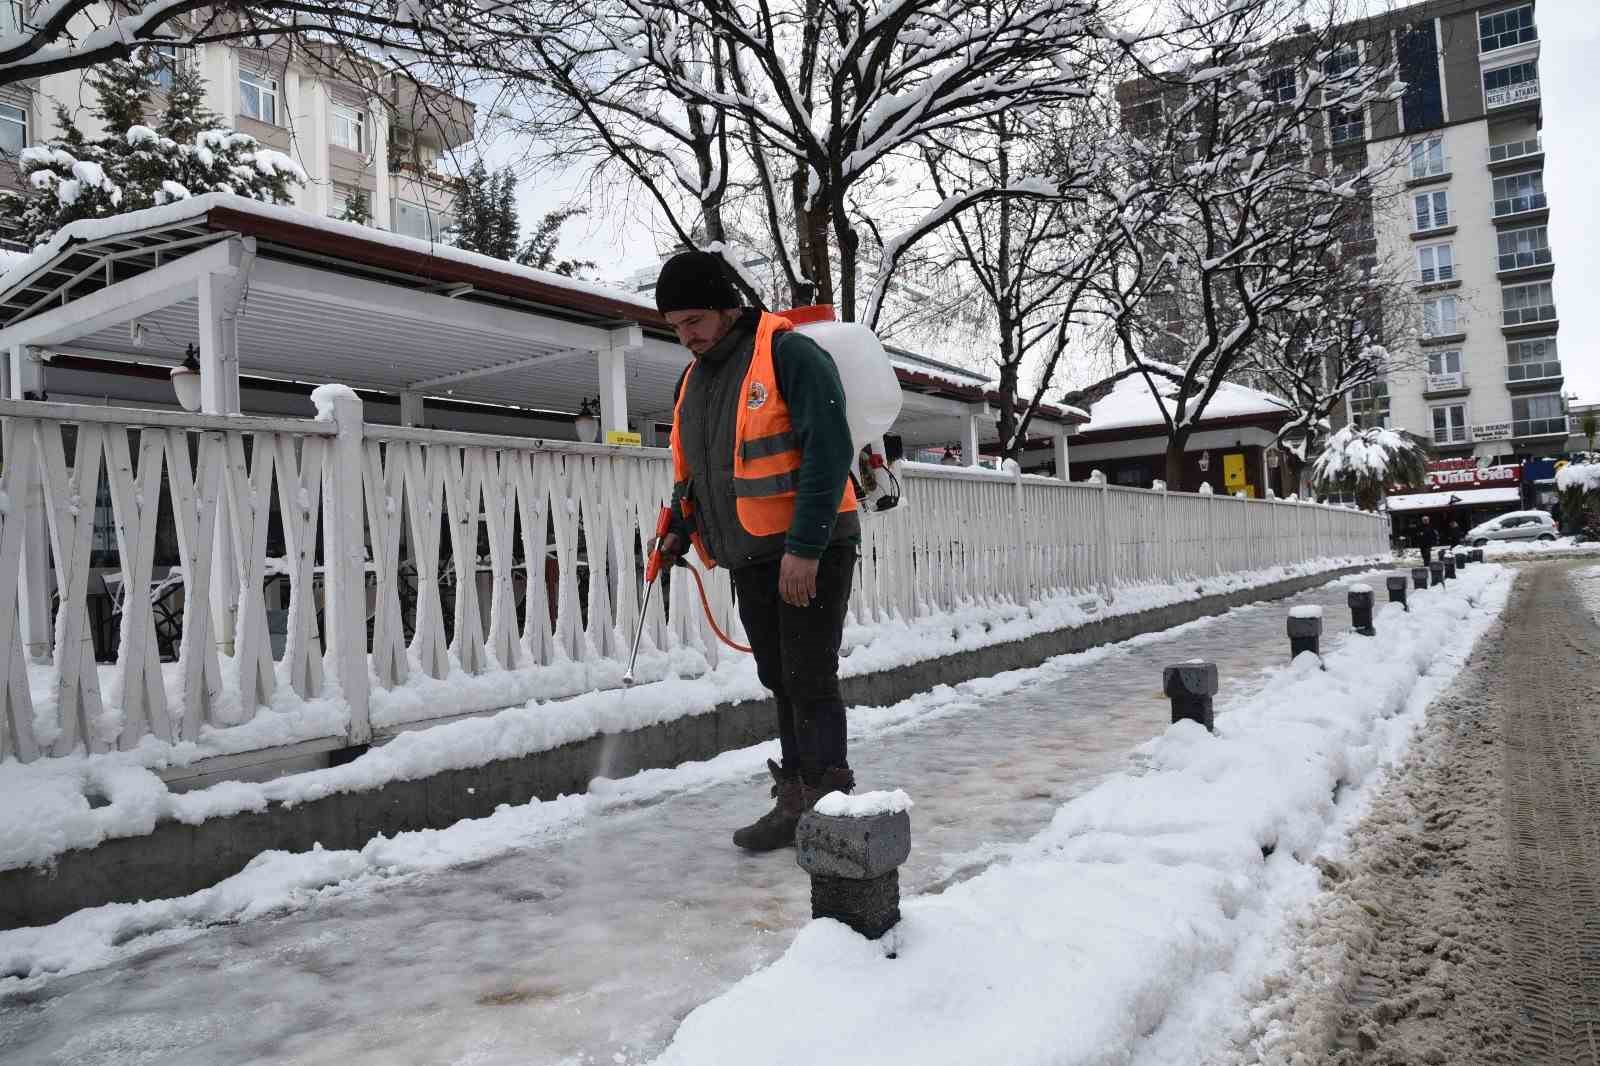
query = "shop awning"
xmin=1383 ymin=487 xmax=1521 ymax=513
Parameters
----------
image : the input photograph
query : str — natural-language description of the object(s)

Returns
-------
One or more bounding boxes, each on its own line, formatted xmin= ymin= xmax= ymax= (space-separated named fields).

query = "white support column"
xmin=599 ymin=325 xmax=641 ymax=438
xmin=1052 ymin=426 xmax=1071 ymax=481
xmin=197 ymin=242 xmax=251 ymax=415
xmin=369 ymin=96 xmax=391 ymax=230
xmin=9 ymin=346 xmax=49 ymax=663
xmin=320 ymin=388 xmax=372 ymax=743
xmin=400 ymin=391 xmax=425 ymax=427
xmin=964 ymin=405 xmax=983 ymax=467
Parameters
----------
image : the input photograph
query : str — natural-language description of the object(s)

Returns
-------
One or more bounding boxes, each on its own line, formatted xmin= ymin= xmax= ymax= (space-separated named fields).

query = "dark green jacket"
xmin=670 ymin=309 xmax=860 ymax=568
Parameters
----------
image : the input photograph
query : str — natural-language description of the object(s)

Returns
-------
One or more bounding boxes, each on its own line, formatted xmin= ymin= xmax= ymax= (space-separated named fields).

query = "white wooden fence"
xmin=0 ymin=394 xmax=1389 ymax=764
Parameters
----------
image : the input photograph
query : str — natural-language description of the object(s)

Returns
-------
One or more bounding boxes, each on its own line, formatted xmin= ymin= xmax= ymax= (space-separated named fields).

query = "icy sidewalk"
xmin=2 ymin=574 xmax=1397 ymax=1066
xmin=653 ymin=565 xmax=1514 ymax=1066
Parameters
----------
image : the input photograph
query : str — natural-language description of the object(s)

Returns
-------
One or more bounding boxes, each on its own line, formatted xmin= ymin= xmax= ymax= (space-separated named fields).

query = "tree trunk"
xmin=1165 ymin=430 xmax=1191 ymax=489
xmin=791 ymin=171 xmax=833 ymax=308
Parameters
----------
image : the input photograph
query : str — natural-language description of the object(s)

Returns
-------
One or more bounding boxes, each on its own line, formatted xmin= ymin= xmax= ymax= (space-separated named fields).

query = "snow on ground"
xmin=648 ymin=565 xmax=1512 ymax=1066
xmin=0 ymin=554 xmax=1384 ymax=873
xmin=1477 ymin=536 xmax=1600 ymax=561
xmin=1572 ymin=564 xmax=1600 ymax=624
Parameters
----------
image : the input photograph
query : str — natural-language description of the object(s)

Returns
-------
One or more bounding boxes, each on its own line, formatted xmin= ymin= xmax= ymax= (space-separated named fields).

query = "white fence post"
xmin=1160 ymin=482 xmax=1173 ymax=582
xmin=319 ymin=389 xmax=372 ymax=745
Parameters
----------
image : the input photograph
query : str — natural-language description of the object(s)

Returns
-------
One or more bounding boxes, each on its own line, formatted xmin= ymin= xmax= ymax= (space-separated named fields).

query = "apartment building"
xmin=0 ymin=16 xmax=473 ymax=245
xmin=1343 ymin=0 xmax=1563 ymax=461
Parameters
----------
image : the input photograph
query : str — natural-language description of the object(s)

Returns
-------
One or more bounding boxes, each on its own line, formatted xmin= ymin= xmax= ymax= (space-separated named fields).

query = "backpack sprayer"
xmin=621 ymin=306 xmax=905 ymax=687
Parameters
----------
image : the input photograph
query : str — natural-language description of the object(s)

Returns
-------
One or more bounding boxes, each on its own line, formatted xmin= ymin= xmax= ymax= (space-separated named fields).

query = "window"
xmin=1511 ymin=393 xmax=1564 ymax=437
xmin=392 ymin=199 xmax=437 ymax=240
xmin=149 ymin=44 xmax=179 ymax=91
xmin=1324 ymin=46 xmax=1360 ymax=78
xmin=1413 ymin=189 xmax=1449 ymax=231
xmin=1506 ymin=338 xmax=1560 ymax=383
xmin=0 ymin=100 xmax=25 ymax=160
xmin=1430 ymin=404 xmax=1468 ymax=445
xmin=1483 ymin=61 xmax=1539 ymax=108
xmin=1349 ymin=382 xmax=1390 ymax=429
xmin=1397 ymin=21 xmax=1445 ymax=130
xmin=1417 ymin=243 xmax=1454 ymax=284
xmin=239 ymin=69 xmax=278 ymax=125
xmin=328 ymin=183 xmax=357 ymax=219
xmin=1421 ymin=294 xmax=1459 ymax=337
xmin=1496 ymin=226 xmax=1551 ymax=271
xmin=1263 ymin=66 xmax=1296 ymax=104
xmin=330 ymin=103 xmax=364 ymax=152
xmin=1329 ymin=106 xmax=1364 ymax=145
xmin=1501 ymin=281 xmax=1556 ymax=326
xmin=1409 ymin=137 xmax=1445 ymax=179
xmin=1427 ymin=350 xmax=1462 ymax=376
xmin=1126 ymin=98 xmax=1163 ymax=140
xmin=1479 ymin=5 xmax=1537 ymax=54
xmin=1492 ymin=171 xmax=1544 ymax=217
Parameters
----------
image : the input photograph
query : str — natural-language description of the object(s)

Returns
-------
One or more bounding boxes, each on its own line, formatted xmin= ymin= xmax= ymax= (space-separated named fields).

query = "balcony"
xmin=1424 ymin=370 xmax=1469 ymax=398
xmin=1495 ymin=247 xmax=1553 ymax=273
xmin=1408 ymin=156 xmax=1450 ymax=185
xmin=1418 ymin=263 xmax=1456 ymax=285
xmin=1432 ymin=425 xmax=1470 ymax=447
xmin=1486 ymin=79 xmax=1540 ymax=110
xmin=1512 ymin=416 xmax=1567 ymax=439
xmin=1488 ymin=137 xmax=1542 ymax=167
xmin=1493 ymin=192 xmax=1547 ymax=219
xmin=1472 ymin=422 xmax=1512 ymax=443
xmin=1412 ymin=209 xmax=1451 ymax=236
xmin=1502 ymin=302 xmax=1557 ymax=328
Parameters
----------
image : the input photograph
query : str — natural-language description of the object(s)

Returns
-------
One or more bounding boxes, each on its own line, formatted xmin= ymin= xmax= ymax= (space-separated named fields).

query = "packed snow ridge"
xmin=1288 ymin=605 xmax=1323 ymax=618
xmin=814 ymin=789 xmax=914 ymax=817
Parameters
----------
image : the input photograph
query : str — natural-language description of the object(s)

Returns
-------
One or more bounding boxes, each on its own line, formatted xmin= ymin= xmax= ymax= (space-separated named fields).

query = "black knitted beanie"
xmin=654 ymin=250 xmax=743 ymax=313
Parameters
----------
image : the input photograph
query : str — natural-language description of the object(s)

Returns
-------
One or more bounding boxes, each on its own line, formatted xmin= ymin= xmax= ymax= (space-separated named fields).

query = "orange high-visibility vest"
xmin=670 ymin=310 xmax=858 ymax=569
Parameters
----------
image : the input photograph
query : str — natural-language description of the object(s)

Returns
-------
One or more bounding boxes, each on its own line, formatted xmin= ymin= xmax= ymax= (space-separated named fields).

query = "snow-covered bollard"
xmin=1387 ymin=575 xmax=1409 ymax=611
xmin=1412 ymin=567 xmax=1430 ymax=591
xmin=796 ymin=791 xmax=913 ymax=941
xmin=1287 ymin=606 xmax=1323 ymax=661
xmin=1429 ymin=560 xmax=1445 ymax=585
xmin=1443 ymin=555 xmax=1457 ymax=580
xmin=1163 ymin=660 xmax=1219 ymax=732
xmin=1347 ymin=585 xmax=1376 ymax=636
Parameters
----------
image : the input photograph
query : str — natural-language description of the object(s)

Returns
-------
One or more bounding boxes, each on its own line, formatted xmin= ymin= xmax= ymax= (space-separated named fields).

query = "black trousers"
xmin=1421 ymin=544 xmax=1433 ymax=565
xmin=731 ymin=544 xmax=857 ymax=781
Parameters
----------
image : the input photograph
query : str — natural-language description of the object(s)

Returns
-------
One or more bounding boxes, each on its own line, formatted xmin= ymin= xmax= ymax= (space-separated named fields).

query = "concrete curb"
xmin=0 ymin=563 xmax=1378 ymax=930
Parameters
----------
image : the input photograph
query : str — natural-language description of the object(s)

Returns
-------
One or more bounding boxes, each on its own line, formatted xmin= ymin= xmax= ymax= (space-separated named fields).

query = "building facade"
xmin=1353 ymin=0 xmax=1564 ymax=462
xmin=0 ymin=17 xmax=473 ymax=245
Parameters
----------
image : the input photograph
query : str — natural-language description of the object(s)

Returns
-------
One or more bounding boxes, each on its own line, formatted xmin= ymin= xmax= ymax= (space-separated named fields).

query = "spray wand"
xmin=622 ymin=506 xmax=750 ymax=687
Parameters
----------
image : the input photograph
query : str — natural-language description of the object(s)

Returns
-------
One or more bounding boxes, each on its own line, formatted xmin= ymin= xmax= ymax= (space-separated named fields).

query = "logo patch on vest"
xmin=746 ymin=381 xmax=768 ymax=410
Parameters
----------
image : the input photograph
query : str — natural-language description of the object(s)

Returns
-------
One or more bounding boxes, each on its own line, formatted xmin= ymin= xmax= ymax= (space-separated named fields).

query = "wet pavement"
xmin=0 ymin=575 xmax=1381 ymax=1066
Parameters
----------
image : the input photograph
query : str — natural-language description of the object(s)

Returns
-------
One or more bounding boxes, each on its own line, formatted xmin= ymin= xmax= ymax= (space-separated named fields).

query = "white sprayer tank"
xmin=786 ymin=308 xmax=902 ymax=453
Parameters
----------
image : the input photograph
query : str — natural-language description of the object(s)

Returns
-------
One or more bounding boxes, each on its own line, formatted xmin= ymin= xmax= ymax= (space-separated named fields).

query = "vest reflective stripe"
xmin=733 ymin=470 xmax=801 ymax=497
xmin=739 ymin=430 xmax=800 ymax=461
xmin=670 ymin=310 xmax=858 ymax=566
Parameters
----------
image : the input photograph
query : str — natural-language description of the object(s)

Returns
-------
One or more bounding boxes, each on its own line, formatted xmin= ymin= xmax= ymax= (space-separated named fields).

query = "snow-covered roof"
xmin=1382 ymin=487 xmax=1521 ymax=513
xmin=1067 ymin=364 xmax=1292 ymax=436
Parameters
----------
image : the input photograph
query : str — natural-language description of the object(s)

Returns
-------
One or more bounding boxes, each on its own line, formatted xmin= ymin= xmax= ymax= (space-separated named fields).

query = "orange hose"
xmin=678 ymin=563 xmax=752 ymax=653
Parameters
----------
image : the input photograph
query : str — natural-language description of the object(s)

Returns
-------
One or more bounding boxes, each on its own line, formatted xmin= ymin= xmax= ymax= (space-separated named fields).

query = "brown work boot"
xmin=799 ymin=766 xmax=856 ymax=811
xmin=732 ymin=759 xmax=804 ymax=852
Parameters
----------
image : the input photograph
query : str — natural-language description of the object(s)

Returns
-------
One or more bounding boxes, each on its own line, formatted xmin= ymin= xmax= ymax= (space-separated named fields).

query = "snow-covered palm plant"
xmin=1310 ymin=425 xmax=1429 ymax=512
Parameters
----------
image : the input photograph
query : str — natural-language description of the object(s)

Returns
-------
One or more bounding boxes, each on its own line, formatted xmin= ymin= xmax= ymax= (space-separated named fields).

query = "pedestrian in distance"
xmin=653 ymin=250 xmax=862 ymax=852
xmin=1415 ymin=514 xmax=1438 ymax=566
xmin=1446 ymin=517 xmax=1462 ymax=549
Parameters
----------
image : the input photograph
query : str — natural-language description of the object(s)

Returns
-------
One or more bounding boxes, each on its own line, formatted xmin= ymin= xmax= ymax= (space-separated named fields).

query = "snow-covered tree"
xmin=1102 ymin=0 xmax=1407 ymax=486
xmin=339 ymin=189 xmax=373 ymax=226
xmin=1310 ymin=425 xmax=1429 ymax=511
xmin=517 ymin=208 xmax=595 ymax=277
xmin=449 ymin=161 xmax=524 ymax=260
xmin=3 ymin=51 xmax=305 ymax=246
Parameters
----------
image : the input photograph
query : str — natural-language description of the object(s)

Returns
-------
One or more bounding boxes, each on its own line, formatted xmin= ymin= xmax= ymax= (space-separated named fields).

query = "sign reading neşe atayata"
xmin=1422 ymin=458 xmax=1520 ymax=490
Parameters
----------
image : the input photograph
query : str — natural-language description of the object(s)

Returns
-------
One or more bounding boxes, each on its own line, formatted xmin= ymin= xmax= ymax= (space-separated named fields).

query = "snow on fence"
xmin=0 ymin=395 xmax=1389 ymax=764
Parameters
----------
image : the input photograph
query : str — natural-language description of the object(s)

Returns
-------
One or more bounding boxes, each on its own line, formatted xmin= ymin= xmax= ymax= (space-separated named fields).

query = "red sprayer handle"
xmin=645 ymin=505 xmax=673 ymax=584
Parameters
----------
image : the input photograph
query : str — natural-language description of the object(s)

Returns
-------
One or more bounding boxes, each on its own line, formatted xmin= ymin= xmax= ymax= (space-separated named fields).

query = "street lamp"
xmin=574 ymin=396 xmax=600 ymax=444
xmin=169 ymin=344 xmax=201 ymax=412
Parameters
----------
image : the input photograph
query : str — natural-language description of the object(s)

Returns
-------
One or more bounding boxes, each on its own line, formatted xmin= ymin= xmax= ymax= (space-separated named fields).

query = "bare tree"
xmin=1100 ymin=0 xmax=1406 ymax=486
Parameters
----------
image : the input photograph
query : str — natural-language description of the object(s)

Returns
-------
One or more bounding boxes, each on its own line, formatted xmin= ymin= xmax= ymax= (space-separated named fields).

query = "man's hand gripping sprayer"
xmin=622 ymin=506 xmax=751 ymax=687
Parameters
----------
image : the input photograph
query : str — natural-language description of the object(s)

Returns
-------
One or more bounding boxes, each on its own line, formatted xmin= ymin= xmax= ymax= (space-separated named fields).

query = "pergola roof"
xmin=0 ymin=196 xmax=1085 ymax=446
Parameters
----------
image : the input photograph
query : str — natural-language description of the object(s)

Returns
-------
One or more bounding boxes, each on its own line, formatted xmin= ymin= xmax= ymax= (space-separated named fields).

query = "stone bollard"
xmin=1287 ymin=606 xmax=1323 ymax=660
xmin=1443 ymin=556 xmax=1456 ymax=580
xmin=1411 ymin=567 xmax=1429 ymax=590
xmin=796 ymin=791 xmax=913 ymax=940
xmin=1429 ymin=561 xmax=1444 ymax=585
xmin=1347 ymin=585 xmax=1376 ymax=636
xmin=1387 ymin=575 xmax=1410 ymax=611
xmin=1471 ymin=548 xmax=1484 ymax=563
xmin=1163 ymin=661 xmax=1219 ymax=732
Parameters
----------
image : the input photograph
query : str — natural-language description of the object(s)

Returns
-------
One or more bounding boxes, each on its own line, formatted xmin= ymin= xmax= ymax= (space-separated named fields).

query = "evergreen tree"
xmin=518 ymin=209 xmax=595 ymax=278
xmin=491 ymin=168 xmax=519 ymax=259
xmin=1 ymin=49 xmax=306 ymax=247
xmin=340 ymin=190 xmax=373 ymax=226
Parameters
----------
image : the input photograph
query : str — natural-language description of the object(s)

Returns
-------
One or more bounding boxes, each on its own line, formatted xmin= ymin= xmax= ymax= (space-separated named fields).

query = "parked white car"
xmin=1466 ymin=510 xmax=1558 ymax=546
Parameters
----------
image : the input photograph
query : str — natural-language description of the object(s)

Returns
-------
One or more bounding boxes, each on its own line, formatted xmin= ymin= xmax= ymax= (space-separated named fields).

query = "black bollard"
xmin=1164 ymin=661 xmax=1219 ymax=732
xmin=1348 ymin=586 xmax=1376 ymax=636
xmin=1454 ymin=553 xmax=1468 ymax=572
xmin=1443 ymin=556 xmax=1456 ymax=580
xmin=1288 ymin=608 xmax=1323 ymax=660
xmin=1429 ymin=561 xmax=1444 ymax=585
xmin=1471 ymin=548 xmax=1484 ymax=564
xmin=1387 ymin=575 xmax=1409 ymax=611
xmin=1411 ymin=567 xmax=1430 ymax=590
xmin=796 ymin=795 xmax=912 ymax=940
